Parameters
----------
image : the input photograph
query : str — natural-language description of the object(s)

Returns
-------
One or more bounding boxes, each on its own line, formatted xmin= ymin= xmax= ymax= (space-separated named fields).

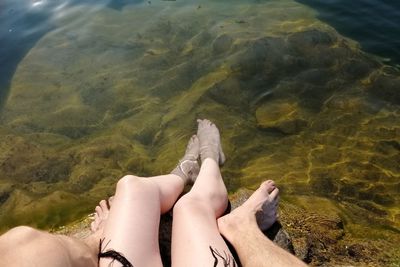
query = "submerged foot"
xmin=196 ymin=119 xmax=226 ymax=165
xmin=171 ymin=135 xmax=200 ymax=184
xmin=218 ymin=180 xmax=279 ymax=236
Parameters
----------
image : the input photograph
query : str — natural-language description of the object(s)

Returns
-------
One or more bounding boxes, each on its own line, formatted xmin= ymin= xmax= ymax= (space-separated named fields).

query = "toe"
xmin=90 ymin=221 xmax=96 ymax=232
xmin=266 ymin=180 xmax=275 ymax=187
xmin=94 ymin=213 xmax=100 ymax=222
xmin=190 ymin=135 xmax=199 ymax=146
xmin=197 ymin=119 xmax=205 ymax=127
xmin=99 ymin=200 xmax=108 ymax=212
xmin=259 ymin=181 xmax=276 ymax=194
xmin=269 ymin=188 xmax=279 ymax=200
xmin=95 ymin=205 xmax=102 ymax=215
xmin=108 ymin=196 xmax=114 ymax=206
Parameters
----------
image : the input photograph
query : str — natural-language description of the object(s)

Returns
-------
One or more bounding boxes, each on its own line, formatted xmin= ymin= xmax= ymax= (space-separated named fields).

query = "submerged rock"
xmin=255 ymin=99 xmax=308 ymax=134
xmin=55 ymin=188 xmax=400 ymax=267
xmin=0 ymin=0 xmax=399 ymax=264
xmin=212 ymin=34 xmax=233 ymax=55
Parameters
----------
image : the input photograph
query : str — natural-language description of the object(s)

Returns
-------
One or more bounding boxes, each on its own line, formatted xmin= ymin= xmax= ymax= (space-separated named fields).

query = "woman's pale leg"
xmin=99 ymin=135 xmax=200 ymax=267
xmin=99 ymin=174 xmax=184 ymax=267
xmin=172 ymin=119 xmax=236 ymax=267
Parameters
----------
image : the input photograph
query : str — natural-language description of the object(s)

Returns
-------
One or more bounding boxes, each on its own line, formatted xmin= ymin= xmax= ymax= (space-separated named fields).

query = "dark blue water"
xmin=296 ymin=0 xmax=400 ymax=65
xmin=0 ymin=0 xmax=400 ymax=107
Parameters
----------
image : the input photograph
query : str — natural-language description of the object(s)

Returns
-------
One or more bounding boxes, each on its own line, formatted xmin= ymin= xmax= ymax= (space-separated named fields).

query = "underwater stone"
xmin=288 ymin=29 xmax=336 ymax=48
xmin=342 ymin=58 xmax=376 ymax=79
xmin=310 ymin=170 xmax=340 ymax=196
xmin=281 ymin=55 xmax=309 ymax=74
xmin=269 ymin=226 xmax=295 ymax=254
xmin=255 ymin=100 xmax=308 ymax=134
xmin=0 ymin=186 xmax=12 ymax=205
xmin=292 ymin=238 xmax=310 ymax=262
xmin=1 ymin=2 xmax=399 ymax=262
xmin=369 ymin=75 xmax=400 ymax=104
xmin=231 ymin=37 xmax=285 ymax=79
xmin=346 ymin=243 xmax=369 ymax=259
xmin=309 ymin=47 xmax=337 ymax=68
xmin=296 ymin=68 xmax=331 ymax=86
xmin=212 ymin=34 xmax=233 ymax=54
xmin=206 ymin=77 xmax=249 ymax=110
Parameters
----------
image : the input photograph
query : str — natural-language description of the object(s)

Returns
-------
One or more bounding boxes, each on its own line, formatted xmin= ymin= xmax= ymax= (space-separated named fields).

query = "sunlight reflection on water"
xmin=0 ymin=1 xmax=399 ymax=263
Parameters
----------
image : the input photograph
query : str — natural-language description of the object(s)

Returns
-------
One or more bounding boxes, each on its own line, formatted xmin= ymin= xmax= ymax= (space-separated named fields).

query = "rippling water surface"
xmin=0 ymin=0 xmax=399 ymax=265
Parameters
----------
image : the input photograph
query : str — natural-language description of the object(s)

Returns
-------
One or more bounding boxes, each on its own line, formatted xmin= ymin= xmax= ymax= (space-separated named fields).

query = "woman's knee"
xmin=117 ymin=175 xmax=142 ymax=189
xmin=116 ymin=175 xmax=159 ymax=196
xmin=173 ymin=193 xmax=220 ymax=214
xmin=183 ymin=189 xmax=227 ymax=206
xmin=174 ymin=191 xmax=228 ymax=217
xmin=173 ymin=194 xmax=205 ymax=215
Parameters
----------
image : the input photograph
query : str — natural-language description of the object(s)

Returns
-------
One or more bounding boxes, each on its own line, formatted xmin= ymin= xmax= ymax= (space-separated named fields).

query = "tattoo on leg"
xmin=98 ymin=238 xmax=134 ymax=267
xmin=209 ymin=246 xmax=237 ymax=267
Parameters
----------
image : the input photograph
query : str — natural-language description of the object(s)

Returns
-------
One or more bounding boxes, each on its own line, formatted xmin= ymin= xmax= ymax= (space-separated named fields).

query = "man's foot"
xmin=196 ymin=119 xmax=226 ymax=165
xmin=218 ymin=180 xmax=279 ymax=237
xmin=171 ymin=135 xmax=200 ymax=184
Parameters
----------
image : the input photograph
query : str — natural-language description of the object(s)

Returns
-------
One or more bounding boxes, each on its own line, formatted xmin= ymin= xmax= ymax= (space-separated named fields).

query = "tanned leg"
xmin=172 ymin=119 xmax=237 ymax=267
xmin=218 ymin=181 xmax=307 ymax=267
xmin=0 ymin=204 xmax=105 ymax=267
xmin=0 ymin=196 xmax=114 ymax=267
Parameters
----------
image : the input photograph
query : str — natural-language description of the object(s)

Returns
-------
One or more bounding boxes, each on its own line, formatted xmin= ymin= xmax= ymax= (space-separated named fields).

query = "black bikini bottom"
xmin=98 ymin=239 xmax=134 ymax=267
xmin=96 ymin=200 xmax=232 ymax=267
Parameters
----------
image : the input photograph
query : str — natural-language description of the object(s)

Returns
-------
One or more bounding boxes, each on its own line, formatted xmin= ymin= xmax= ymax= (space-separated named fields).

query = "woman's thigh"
xmin=171 ymin=200 xmax=237 ymax=267
xmin=100 ymin=176 xmax=163 ymax=267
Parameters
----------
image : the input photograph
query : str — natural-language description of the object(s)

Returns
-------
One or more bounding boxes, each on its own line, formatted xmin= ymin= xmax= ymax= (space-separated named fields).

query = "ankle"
xmin=171 ymin=159 xmax=199 ymax=185
xmin=218 ymin=207 xmax=258 ymax=241
xmin=200 ymin=150 xmax=219 ymax=164
xmin=218 ymin=215 xmax=242 ymax=244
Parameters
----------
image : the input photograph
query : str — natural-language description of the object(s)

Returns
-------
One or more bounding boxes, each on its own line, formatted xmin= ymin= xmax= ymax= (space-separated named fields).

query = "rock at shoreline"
xmin=55 ymin=189 xmax=399 ymax=267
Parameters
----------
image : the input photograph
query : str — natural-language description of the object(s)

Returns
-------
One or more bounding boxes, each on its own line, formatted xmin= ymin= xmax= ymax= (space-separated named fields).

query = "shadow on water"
xmin=0 ymin=0 xmax=143 ymax=110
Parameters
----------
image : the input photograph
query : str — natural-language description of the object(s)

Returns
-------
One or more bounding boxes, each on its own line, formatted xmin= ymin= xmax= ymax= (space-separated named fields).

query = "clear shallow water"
xmin=0 ymin=0 xmax=399 ymax=264
xmin=0 ymin=0 xmax=143 ymax=105
xmin=1 ymin=0 xmax=399 ymax=101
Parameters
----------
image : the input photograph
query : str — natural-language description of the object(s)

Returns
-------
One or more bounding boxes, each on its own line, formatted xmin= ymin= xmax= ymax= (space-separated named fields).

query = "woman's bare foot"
xmin=196 ymin=119 xmax=226 ymax=165
xmin=218 ymin=180 xmax=279 ymax=239
xmin=90 ymin=199 xmax=111 ymax=234
xmin=80 ymin=198 xmax=112 ymax=257
xmin=171 ymin=135 xmax=200 ymax=184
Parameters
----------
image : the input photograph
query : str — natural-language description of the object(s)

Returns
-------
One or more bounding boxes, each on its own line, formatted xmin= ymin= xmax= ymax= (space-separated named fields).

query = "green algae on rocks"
xmin=0 ymin=0 xmax=399 ymax=264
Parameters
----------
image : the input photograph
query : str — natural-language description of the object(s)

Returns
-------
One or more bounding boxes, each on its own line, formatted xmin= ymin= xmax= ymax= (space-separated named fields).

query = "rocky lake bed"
xmin=0 ymin=0 xmax=399 ymax=265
